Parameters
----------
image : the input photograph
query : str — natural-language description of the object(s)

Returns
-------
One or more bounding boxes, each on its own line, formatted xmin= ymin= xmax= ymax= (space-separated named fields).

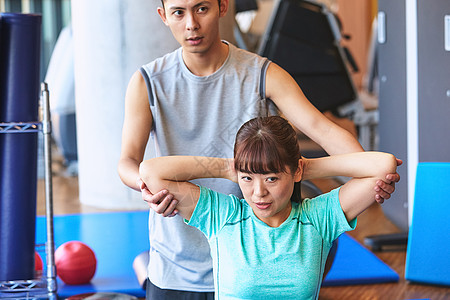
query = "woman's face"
xmin=238 ymin=168 xmax=301 ymax=227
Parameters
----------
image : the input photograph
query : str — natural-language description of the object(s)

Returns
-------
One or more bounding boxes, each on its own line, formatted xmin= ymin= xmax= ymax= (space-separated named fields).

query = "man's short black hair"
xmin=160 ymin=0 xmax=221 ymax=8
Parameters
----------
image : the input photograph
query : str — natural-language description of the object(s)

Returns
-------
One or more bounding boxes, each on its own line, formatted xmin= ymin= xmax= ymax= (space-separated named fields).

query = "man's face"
xmin=158 ymin=0 xmax=227 ymax=55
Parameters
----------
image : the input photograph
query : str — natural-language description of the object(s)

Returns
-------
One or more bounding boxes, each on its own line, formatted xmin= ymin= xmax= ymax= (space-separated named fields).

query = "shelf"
xmin=0 ymin=83 xmax=57 ymax=299
xmin=0 ymin=122 xmax=41 ymax=134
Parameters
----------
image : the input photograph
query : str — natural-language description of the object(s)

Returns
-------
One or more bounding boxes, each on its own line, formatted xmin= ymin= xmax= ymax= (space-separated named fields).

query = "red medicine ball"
xmin=55 ymin=241 xmax=97 ymax=285
xmin=35 ymin=251 xmax=43 ymax=271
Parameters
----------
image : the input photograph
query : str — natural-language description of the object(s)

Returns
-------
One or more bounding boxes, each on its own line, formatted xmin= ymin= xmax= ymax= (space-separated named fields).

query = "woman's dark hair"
xmin=234 ymin=116 xmax=302 ymax=202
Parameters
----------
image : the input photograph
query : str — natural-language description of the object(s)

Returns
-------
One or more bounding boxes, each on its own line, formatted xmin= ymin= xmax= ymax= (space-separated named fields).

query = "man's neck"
xmin=182 ymin=41 xmax=229 ymax=77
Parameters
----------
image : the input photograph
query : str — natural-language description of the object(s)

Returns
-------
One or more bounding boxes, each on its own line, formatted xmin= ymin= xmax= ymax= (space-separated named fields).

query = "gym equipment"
xmin=35 ymin=251 xmax=44 ymax=272
xmin=405 ymin=163 xmax=450 ymax=286
xmin=0 ymin=82 xmax=57 ymax=299
xmin=55 ymin=241 xmax=97 ymax=285
xmin=0 ymin=13 xmax=57 ymax=298
xmin=258 ymin=0 xmax=358 ymax=112
xmin=0 ymin=12 xmax=41 ymax=282
xmin=35 ymin=211 xmax=150 ymax=298
xmin=323 ymin=233 xmax=398 ymax=286
xmin=367 ymin=0 xmax=450 ymax=251
xmin=256 ymin=0 xmax=372 ymax=157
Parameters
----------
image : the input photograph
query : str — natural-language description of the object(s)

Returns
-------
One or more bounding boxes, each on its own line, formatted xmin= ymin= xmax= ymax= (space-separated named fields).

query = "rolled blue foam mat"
xmin=0 ymin=13 xmax=42 ymax=281
xmin=406 ymin=163 xmax=450 ymax=286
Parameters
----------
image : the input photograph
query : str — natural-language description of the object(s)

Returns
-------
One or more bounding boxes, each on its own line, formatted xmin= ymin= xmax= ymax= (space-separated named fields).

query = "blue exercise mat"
xmin=406 ymin=163 xmax=450 ymax=286
xmin=36 ymin=211 xmax=398 ymax=298
xmin=36 ymin=211 xmax=149 ymax=298
xmin=323 ymin=233 xmax=399 ymax=286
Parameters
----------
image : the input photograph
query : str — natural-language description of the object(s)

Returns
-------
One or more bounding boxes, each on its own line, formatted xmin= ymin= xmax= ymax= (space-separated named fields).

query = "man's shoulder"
xmin=229 ymin=43 xmax=265 ymax=63
xmin=141 ymin=47 xmax=181 ymax=76
xmin=225 ymin=43 xmax=270 ymax=79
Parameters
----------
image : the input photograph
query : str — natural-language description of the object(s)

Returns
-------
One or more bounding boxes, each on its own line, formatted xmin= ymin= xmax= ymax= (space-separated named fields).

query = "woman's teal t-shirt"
xmin=187 ymin=186 xmax=356 ymax=300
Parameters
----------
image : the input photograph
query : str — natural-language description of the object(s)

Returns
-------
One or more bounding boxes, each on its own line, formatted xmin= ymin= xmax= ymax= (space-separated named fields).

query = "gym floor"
xmin=36 ymin=156 xmax=450 ymax=300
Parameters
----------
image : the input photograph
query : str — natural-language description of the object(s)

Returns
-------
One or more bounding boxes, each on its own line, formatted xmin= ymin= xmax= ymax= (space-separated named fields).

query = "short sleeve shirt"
xmin=187 ymin=186 xmax=356 ymax=300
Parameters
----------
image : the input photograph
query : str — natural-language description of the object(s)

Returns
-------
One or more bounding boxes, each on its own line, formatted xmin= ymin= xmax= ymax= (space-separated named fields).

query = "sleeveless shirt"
xmin=140 ymin=41 xmax=278 ymax=291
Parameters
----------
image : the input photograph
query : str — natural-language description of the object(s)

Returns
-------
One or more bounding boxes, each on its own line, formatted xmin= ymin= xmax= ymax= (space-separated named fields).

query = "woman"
xmin=139 ymin=116 xmax=397 ymax=299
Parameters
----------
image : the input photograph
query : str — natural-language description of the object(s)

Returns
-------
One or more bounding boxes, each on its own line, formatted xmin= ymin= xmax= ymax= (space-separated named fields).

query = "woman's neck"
xmin=258 ymin=201 xmax=293 ymax=228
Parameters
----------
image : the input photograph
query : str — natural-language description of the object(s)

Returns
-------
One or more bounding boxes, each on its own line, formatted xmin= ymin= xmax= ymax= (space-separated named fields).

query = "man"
xmin=118 ymin=0 xmax=400 ymax=298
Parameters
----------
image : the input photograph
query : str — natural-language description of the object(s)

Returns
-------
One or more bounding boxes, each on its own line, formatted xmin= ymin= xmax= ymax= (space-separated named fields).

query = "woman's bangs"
xmin=235 ymin=139 xmax=286 ymax=174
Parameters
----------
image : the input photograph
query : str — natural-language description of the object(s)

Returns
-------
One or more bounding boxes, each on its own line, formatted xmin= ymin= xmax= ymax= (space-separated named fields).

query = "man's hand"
xmin=374 ymin=158 xmax=402 ymax=204
xmin=137 ymin=179 xmax=179 ymax=217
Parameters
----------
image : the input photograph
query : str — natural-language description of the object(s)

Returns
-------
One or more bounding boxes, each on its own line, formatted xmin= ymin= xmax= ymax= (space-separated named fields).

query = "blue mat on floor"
xmin=36 ymin=211 xmax=149 ymax=298
xmin=36 ymin=211 xmax=398 ymax=298
xmin=323 ymin=233 xmax=399 ymax=286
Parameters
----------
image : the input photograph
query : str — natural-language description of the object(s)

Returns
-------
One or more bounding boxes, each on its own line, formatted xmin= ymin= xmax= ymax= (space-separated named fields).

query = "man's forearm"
xmin=320 ymin=125 xmax=364 ymax=155
xmin=118 ymin=158 xmax=141 ymax=191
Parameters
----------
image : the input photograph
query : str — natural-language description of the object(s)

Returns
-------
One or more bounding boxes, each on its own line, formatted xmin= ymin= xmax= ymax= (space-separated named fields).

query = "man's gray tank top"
xmin=140 ymin=42 xmax=278 ymax=292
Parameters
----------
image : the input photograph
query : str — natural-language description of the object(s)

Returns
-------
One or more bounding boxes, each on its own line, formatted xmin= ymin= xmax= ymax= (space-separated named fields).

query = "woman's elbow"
xmin=377 ymin=153 xmax=398 ymax=179
xmin=139 ymin=160 xmax=149 ymax=178
xmin=139 ymin=159 xmax=158 ymax=189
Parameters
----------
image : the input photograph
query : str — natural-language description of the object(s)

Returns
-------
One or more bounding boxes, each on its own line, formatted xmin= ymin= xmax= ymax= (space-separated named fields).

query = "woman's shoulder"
xmin=303 ymin=187 xmax=341 ymax=204
xmin=198 ymin=185 xmax=240 ymax=200
xmin=298 ymin=187 xmax=342 ymax=218
xmin=196 ymin=186 xmax=251 ymax=228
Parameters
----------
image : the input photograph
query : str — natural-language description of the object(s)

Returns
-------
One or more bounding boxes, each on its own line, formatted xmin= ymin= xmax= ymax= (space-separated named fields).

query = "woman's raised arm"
xmin=139 ymin=156 xmax=235 ymax=219
xmin=302 ymin=152 xmax=398 ymax=222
